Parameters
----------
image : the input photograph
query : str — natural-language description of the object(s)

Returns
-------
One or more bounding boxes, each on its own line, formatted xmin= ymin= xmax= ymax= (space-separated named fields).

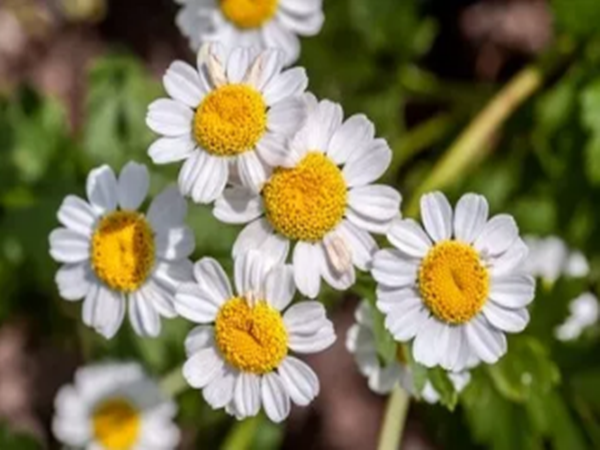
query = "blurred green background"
xmin=1 ymin=0 xmax=600 ymax=448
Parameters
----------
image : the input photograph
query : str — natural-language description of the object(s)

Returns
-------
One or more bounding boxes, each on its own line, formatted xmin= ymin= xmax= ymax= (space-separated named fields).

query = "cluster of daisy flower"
xmin=46 ymin=1 xmax=543 ymax=448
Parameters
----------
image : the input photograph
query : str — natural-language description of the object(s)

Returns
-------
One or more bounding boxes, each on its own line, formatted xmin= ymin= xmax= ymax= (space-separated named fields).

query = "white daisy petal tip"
xmin=52 ymin=362 xmax=180 ymax=449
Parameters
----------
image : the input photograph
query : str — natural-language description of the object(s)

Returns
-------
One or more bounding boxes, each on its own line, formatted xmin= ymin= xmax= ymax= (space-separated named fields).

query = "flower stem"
xmin=221 ymin=415 xmax=262 ymax=450
xmin=160 ymin=365 xmax=188 ymax=396
xmin=377 ymin=385 xmax=410 ymax=450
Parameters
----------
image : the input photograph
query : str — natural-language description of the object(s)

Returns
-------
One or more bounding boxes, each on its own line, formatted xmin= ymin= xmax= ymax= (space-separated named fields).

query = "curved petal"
xmin=261 ymin=372 xmax=291 ymax=423
xmin=371 ymin=249 xmax=419 ymax=288
xmin=474 ymin=214 xmax=519 ymax=257
xmin=49 ymin=228 xmax=90 ymax=264
xmin=263 ymin=67 xmax=308 ymax=106
xmin=489 ymin=238 xmax=529 ymax=277
xmin=190 ymin=151 xmax=229 ymax=204
xmin=483 ymin=302 xmax=530 ymax=333
xmin=465 ymin=315 xmax=507 ymax=364
xmin=226 ymin=47 xmax=253 ymax=84
xmin=163 ymin=60 xmax=205 ymax=108
xmin=342 ymin=138 xmax=391 ymax=188
xmin=489 ymin=275 xmax=535 ymax=309
xmin=283 ymin=301 xmax=327 ymax=335
xmin=267 ymin=96 xmax=306 ymax=136
xmin=255 ymin=132 xmax=297 ymax=168
xmin=194 ymin=257 xmax=232 ymax=303
xmin=287 ymin=322 xmax=336 ymax=354
xmin=147 ymin=186 xmax=187 ymax=233
xmin=55 ymin=263 xmax=94 ymax=301
xmin=276 ymin=8 xmax=324 ymax=36
xmin=265 ymin=265 xmax=295 ymax=311
xmin=336 ymin=220 xmax=378 ymax=271
xmin=174 ymin=282 xmax=221 ymax=323
xmin=82 ymin=284 xmax=125 ymax=339
xmin=420 ymin=191 xmax=453 ymax=242
xmin=203 ymin=366 xmax=237 ymax=409
xmin=214 ymin=187 xmax=264 ymax=224
xmin=57 ymin=195 xmax=97 ymax=237
xmin=234 ymin=372 xmax=261 ymax=418
xmin=146 ymin=98 xmax=193 ymax=137
xmin=328 ymin=114 xmax=375 ymax=165
xmin=347 ymin=184 xmax=401 ymax=223
xmin=412 ymin=317 xmax=444 ymax=368
xmin=86 ymin=165 xmax=118 ymax=214
xmin=117 ymin=161 xmax=149 ymax=211
xmin=278 ymin=356 xmax=319 ymax=406
xmin=262 ymin=20 xmax=300 ymax=66
xmin=320 ymin=237 xmax=355 ymax=291
xmin=232 ymin=218 xmax=274 ymax=258
xmin=184 ymin=325 xmax=214 ymax=357
xmin=129 ymin=290 xmax=161 ymax=337
xmin=383 ymin=299 xmax=428 ymax=342
xmin=238 ymin=151 xmax=268 ymax=194
xmin=387 ymin=218 xmax=432 ymax=258
xmin=453 ymin=193 xmax=489 ymax=244
xmin=148 ymin=135 xmax=196 ymax=165
xmin=183 ymin=346 xmax=224 ymax=389
xmin=155 ymin=227 xmax=195 ymax=260
xmin=293 ymin=242 xmax=322 ymax=298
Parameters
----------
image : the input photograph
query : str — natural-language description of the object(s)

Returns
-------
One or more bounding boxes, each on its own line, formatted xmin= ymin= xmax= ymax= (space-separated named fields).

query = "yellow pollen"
xmin=91 ymin=211 xmax=155 ymax=293
xmin=215 ymin=297 xmax=288 ymax=374
xmin=193 ymin=84 xmax=267 ymax=157
xmin=220 ymin=0 xmax=278 ymax=29
xmin=418 ymin=240 xmax=489 ymax=325
xmin=92 ymin=398 xmax=140 ymax=450
xmin=262 ymin=152 xmax=347 ymax=242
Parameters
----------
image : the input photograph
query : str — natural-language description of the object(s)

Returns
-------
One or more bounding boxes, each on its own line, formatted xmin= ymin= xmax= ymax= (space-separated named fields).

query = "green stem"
xmin=377 ymin=386 xmax=410 ymax=450
xmin=160 ymin=365 xmax=188 ymax=397
xmin=221 ymin=415 xmax=262 ymax=450
xmin=405 ymin=66 xmax=543 ymax=217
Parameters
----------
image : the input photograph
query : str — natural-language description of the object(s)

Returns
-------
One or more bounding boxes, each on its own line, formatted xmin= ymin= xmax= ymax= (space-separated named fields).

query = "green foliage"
xmin=0 ymin=424 xmax=40 ymax=450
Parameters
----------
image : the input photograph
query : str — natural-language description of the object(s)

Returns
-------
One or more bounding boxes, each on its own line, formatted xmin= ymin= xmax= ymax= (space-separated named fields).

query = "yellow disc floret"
xmin=215 ymin=297 xmax=288 ymax=374
xmin=91 ymin=211 xmax=155 ymax=293
xmin=418 ymin=241 xmax=489 ymax=324
xmin=194 ymin=84 xmax=267 ymax=157
xmin=92 ymin=398 xmax=141 ymax=450
xmin=262 ymin=152 xmax=348 ymax=242
xmin=220 ymin=0 xmax=279 ymax=29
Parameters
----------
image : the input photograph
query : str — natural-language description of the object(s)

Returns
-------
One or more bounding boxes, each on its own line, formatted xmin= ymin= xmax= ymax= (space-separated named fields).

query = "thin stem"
xmin=405 ymin=66 xmax=543 ymax=216
xmin=221 ymin=415 xmax=261 ymax=450
xmin=377 ymin=386 xmax=410 ymax=450
xmin=160 ymin=365 xmax=188 ymax=397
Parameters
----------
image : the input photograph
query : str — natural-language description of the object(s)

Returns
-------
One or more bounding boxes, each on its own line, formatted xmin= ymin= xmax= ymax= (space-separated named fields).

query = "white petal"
xmin=233 ymin=219 xmax=274 ymax=258
xmin=474 ymin=215 xmax=519 ymax=257
xmin=255 ymin=133 xmax=297 ymax=168
xmin=328 ymin=114 xmax=375 ymax=165
xmin=226 ymin=47 xmax=253 ymax=84
xmin=57 ymin=195 xmax=96 ymax=237
xmin=148 ymin=135 xmax=196 ymax=164
xmin=283 ymin=301 xmax=327 ymax=335
xmin=214 ymin=186 xmax=263 ymax=224
xmin=203 ymin=366 xmax=237 ymax=409
xmin=343 ymin=138 xmax=391 ymax=188
xmin=420 ymin=192 xmax=453 ymax=242
xmin=82 ymin=284 xmax=125 ymax=339
xmin=146 ymin=98 xmax=193 ymax=136
xmin=183 ymin=346 xmax=224 ymax=388
xmin=348 ymin=185 xmax=401 ymax=223
xmin=276 ymin=8 xmax=324 ymax=36
xmin=263 ymin=67 xmax=308 ymax=106
xmin=156 ymin=227 xmax=195 ymax=260
xmin=346 ymin=208 xmax=394 ymax=235
xmin=387 ymin=218 xmax=432 ymax=258
xmin=185 ymin=325 xmax=214 ymax=357
xmin=336 ymin=220 xmax=378 ymax=271
xmin=320 ymin=239 xmax=355 ymax=291
xmin=465 ymin=315 xmax=507 ymax=364
xmin=376 ymin=286 xmax=420 ymax=313
xmin=234 ymin=250 xmax=268 ymax=297
xmin=437 ymin=325 xmax=466 ymax=371
xmin=234 ymin=372 xmax=261 ymax=418
xmin=163 ymin=60 xmax=205 ymax=108
xmin=129 ymin=290 xmax=161 ymax=337
xmin=453 ymin=193 xmax=489 ymax=243
xmin=383 ymin=298 xmax=428 ymax=342
xmin=152 ymin=259 xmax=193 ymax=292
xmin=412 ymin=317 xmax=444 ymax=368
xmin=368 ymin=364 xmax=401 ymax=395
xmin=267 ymin=96 xmax=306 ymax=136
xmin=265 ymin=265 xmax=295 ymax=311
xmin=258 ymin=233 xmax=290 ymax=267
xmin=55 ymin=263 xmax=94 ymax=301
xmin=194 ymin=257 xmax=232 ymax=303
xmin=141 ymin=279 xmax=177 ymax=318
xmin=288 ymin=322 xmax=336 ymax=353
xmin=293 ymin=242 xmax=322 ymax=298
xmin=262 ymin=20 xmax=301 ymax=66
xmin=306 ymin=100 xmax=343 ymax=151
xmin=174 ymin=282 xmax=220 ymax=323
xmin=371 ymin=249 xmax=419 ymax=288
xmin=189 ymin=151 xmax=229 ymax=204
xmin=86 ymin=165 xmax=118 ymax=214
xmin=489 ymin=275 xmax=535 ymax=309
xmin=49 ymin=228 xmax=90 ymax=263
xmin=238 ymin=151 xmax=268 ymax=193
xmin=489 ymin=238 xmax=529 ymax=277
xmin=279 ymin=0 xmax=322 ymax=15
xmin=117 ymin=161 xmax=149 ymax=210
xmin=278 ymin=356 xmax=319 ymax=406
xmin=147 ymin=186 xmax=187 ymax=233
xmin=483 ymin=302 xmax=530 ymax=333
xmin=261 ymin=372 xmax=291 ymax=423
xmin=253 ymin=49 xmax=285 ymax=91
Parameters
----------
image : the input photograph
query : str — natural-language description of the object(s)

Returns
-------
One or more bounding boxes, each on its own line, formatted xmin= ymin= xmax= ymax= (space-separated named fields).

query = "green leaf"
xmin=552 ymin=0 xmax=600 ymax=38
xmin=0 ymin=423 xmax=41 ymax=450
xmin=427 ymin=367 xmax=458 ymax=411
xmin=367 ymin=298 xmax=397 ymax=365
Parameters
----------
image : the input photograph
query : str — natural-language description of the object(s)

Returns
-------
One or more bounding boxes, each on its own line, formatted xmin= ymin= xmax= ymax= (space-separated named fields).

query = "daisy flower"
xmin=346 ymin=300 xmax=471 ymax=402
xmin=174 ymin=0 xmax=324 ymax=66
xmin=214 ymin=97 xmax=401 ymax=298
xmin=52 ymin=362 xmax=180 ymax=450
xmin=523 ymin=235 xmax=589 ymax=284
xmin=146 ymin=44 xmax=308 ymax=203
xmin=372 ymin=192 xmax=535 ymax=371
xmin=174 ymin=250 xmax=335 ymax=422
xmin=49 ymin=162 xmax=194 ymax=339
xmin=555 ymin=292 xmax=599 ymax=341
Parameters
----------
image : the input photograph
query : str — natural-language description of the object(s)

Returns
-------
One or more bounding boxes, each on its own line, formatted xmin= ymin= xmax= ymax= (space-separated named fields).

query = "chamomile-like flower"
xmin=174 ymin=251 xmax=335 ymax=422
xmin=555 ymin=292 xmax=599 ymax=341
xmin=174 ymin=0 xmax=324 ymax=66
xmin=146 ymin=44 xmax=308 ymax=203
xmin=49 ymin=163 xmax=194 ymax=339
xmin=52 ymin=362 xmax=180 ymax=450
xmin=346 ymin=300 xmax=471 ymax=401
xmin=373 ymin=192 xmax=535 ymax=371
xmin=523 ymin=235 xmax=589 ymax=284
xmin=214 ymin=97 xmax=401 ymax=298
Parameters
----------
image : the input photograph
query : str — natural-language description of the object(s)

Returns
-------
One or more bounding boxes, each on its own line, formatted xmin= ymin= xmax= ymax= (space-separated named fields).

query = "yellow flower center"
xmin=193 ymin=84 xmax=267 ymax=157
xmin=91 ymin=211 xmax=155 ymax=293
xmin=262 ymin=152 xmax=348 ymax=242
xmin=215 ymin=297 xmax=288 ymax=374
xmin=418 ymin=241 xmax=489 ymax=324
xmin=220 ymin=0 xmax=278 ymax=29
xmin=92 ymin=398 xmax=141 ymax=450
